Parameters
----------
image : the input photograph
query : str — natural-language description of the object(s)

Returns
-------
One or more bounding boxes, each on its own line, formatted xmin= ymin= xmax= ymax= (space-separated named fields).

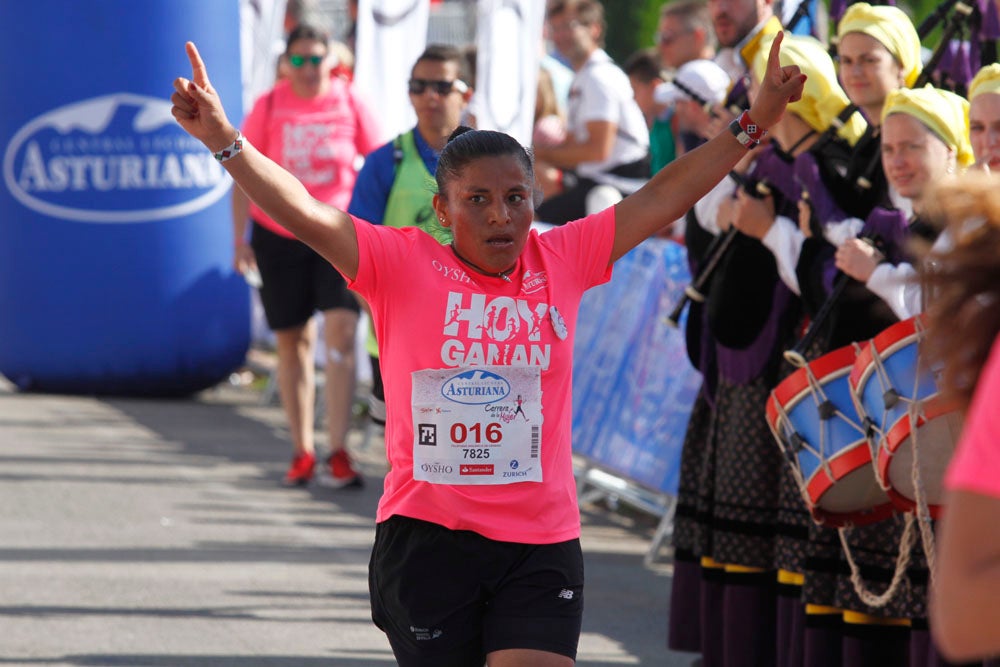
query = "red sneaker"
xmin=321 ymin=449 xmax=363 ymax=488
xmin=282 ymin=452 xmax=315 ymax=486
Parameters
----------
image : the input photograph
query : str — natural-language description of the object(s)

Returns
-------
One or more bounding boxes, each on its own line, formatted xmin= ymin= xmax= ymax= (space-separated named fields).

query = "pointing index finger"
xmin=766 ymin=30 xmax=784 ymax=80
xmin=185 ymin=42 xmax=210 ymax=90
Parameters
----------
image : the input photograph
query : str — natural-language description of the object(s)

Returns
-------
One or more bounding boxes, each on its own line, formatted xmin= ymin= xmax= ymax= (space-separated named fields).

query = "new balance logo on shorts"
xmin=558 ymin=589 xmax=574 ymax=600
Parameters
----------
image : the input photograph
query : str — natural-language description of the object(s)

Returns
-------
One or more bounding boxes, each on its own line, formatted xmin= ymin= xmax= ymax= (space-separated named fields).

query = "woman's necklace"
xmin=450 ymin=243 xmax=517 ymax=282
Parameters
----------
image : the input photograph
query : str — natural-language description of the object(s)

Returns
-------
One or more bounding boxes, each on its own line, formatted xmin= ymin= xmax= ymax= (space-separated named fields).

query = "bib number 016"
xmin=450 ymin=422 xmax=502 ymax=445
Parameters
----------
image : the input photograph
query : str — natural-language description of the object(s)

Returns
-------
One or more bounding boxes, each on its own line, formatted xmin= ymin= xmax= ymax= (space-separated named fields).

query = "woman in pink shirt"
xmin=232 ymin=24 xmax=381 ymax=487
xmin=171 ymin=34 xmax=804 ymax=667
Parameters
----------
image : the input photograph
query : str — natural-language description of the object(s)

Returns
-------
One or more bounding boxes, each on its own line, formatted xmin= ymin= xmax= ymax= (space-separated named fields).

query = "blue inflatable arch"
xmin=0 ymin=0 xmax=249 ymax=396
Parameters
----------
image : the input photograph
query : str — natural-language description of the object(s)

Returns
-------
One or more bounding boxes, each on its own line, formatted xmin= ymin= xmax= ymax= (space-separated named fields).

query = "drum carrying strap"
xmin=838 ymin=514 xmax=916 ymax=608
xmin=907 ymin=393 xmax=938 ymax=586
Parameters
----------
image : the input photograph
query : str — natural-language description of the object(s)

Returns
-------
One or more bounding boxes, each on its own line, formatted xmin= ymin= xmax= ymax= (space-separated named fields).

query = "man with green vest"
xmin=347 ymin=44 xmax=473 ymax=425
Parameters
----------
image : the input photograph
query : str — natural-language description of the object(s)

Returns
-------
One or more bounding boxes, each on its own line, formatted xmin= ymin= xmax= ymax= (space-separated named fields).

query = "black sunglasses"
xmin=408 ymin=78 xmax=468 ymax=95
xmin=288 ymin=54 xmax=324 ymax=68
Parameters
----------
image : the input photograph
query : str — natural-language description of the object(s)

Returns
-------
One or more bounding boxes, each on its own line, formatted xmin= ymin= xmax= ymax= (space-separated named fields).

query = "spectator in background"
xmin=541 ymin=52 xmax=575 ymax=116
xmin=533 ymin=66 xmax=567 ymax=148
xmin=459 ymin=44 xmax=479 ymax=127
xmin=629 ymin=0 xmax=718 ymax=173
xmin=273 ymin=0 xmax=359 ymax=84
xmin=284 ymin=0 xmax=318 ymax=34
xmin=349 ymin=44 xmax=472 ymax=241
xmin=654 ymin=58 xmax=731 ymax=153
xmin=232 ymin=24 xmax=381 ymax=488
xmin=534 ymin=0 xmax=651 ymax=225
xmin=709 ymin=0 xmax=780 ymax=82
xmin=533 ymin=67 xmax=569 ymax=202
xmin=623 ymin=49 xmax=674 ymax=174
xmin=657 ymin=0 xmax=717 ymax=71
xmin=277 ymin=0 xmax=320 ymax=79
xmin=344 ymin=0 xmax=359 ymax=54
xmin=327 ymin=40 xmax=355 ymax=81
xmin=348 ymin=44 xmax=473 ymax=430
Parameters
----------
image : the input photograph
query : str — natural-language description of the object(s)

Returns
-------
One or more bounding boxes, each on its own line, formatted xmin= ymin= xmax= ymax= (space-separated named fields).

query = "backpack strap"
xmin=392 ymin=133 xmax=405 ymax=181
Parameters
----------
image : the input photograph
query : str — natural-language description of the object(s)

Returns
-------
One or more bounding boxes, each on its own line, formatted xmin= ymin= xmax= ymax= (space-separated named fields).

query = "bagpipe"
xmin=665 ymin=171 xmax=772 ymax=328
xmin=668 ymin=101 xmax=876 ymax=329
xmin=795 ymin=104 xmax=888 ymax=226
xmin=914 ymin=0 xmax=1000 ymax=96
xmin=665 ymin=139 xmax=807 ymax=332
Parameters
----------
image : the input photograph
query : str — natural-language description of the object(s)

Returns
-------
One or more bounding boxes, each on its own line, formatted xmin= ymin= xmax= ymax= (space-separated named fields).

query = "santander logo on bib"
xmin=3 ymin=93 xmax=231 ymax=223
xmin=441 ymin=369 xmax=511 ymax=405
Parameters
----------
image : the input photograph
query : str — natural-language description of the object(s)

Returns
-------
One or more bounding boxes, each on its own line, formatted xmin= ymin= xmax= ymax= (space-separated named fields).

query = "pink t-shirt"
xmin=945 ymin=334 xmax=1000 ymax=498
xmin=348 ymin=209 xmax=616 ymax=543
xmin=243 ymin=79 xmax=381 ymax=238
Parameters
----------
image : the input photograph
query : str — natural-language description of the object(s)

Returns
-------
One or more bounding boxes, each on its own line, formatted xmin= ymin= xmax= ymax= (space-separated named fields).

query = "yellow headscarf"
xmin=970 ymin=64 xmax=1000 ymax=100
xmin=882 ymin=86 xmax=974 ymax=168
xmin=752 ymin=34 xmax=867 ymax=146
xmin=837 ymin=3 xmax=922 ymax=88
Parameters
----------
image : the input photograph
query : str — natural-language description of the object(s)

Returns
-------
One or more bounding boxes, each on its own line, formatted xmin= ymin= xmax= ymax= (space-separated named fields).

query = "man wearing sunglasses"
xmin=657 ymin=0 xmax=717 ymax=72
xmin=232 ymin=24 xmax=382 ymax=489
xmin=347 ymin=44 xmax=473 ymax=437
xmin=349 ymin=43 xmax=473 ymax=241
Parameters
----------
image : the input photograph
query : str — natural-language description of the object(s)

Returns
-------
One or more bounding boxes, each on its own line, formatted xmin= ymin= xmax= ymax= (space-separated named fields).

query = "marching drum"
xmin=767 ymin=344 xmax=895 ymax=527
xmin=849 ymin=315 xmax=963 ymax=518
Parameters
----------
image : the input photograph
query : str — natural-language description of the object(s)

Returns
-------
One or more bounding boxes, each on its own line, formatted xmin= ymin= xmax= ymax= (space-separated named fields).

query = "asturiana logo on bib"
xmin=3 ymin=93 xmax=231 ymax=223
xmin=441 ymin=369 xmax=511 ymax=405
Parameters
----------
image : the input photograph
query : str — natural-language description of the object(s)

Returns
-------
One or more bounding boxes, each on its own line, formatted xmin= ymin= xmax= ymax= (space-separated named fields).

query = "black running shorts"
xmin=250 ymin=221 xmax=359 ymax=331
xmin=369 ymin=515 xmax=584 ymax=667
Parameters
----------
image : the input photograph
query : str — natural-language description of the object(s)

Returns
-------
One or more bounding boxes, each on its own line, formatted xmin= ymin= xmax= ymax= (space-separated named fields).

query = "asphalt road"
xmin=0 ymin=376 xmax=698 ymax=666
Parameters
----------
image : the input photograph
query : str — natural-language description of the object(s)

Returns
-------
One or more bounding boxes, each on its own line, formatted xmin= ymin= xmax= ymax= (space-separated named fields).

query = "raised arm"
xmin=610 ymin=32 xmax=805 ymax=264
xmin=171 ymin=42 xmax=360 ymax=279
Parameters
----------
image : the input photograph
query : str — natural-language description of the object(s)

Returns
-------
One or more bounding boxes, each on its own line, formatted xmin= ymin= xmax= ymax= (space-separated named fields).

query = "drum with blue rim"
xmin=767 ymin=343 xmax=895 ymax=527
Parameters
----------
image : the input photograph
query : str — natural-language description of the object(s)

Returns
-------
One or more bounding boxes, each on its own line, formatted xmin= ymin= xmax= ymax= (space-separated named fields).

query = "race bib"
xmin=411 ymin=365 xmax=543 ymax=485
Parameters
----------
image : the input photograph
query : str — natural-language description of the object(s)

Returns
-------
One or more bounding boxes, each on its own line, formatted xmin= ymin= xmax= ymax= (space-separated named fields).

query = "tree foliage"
xmin=601 ymin=0 xmax=663 ymax=64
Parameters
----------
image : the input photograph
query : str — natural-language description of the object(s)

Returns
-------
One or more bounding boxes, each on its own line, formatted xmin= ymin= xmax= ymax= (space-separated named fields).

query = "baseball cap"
xmin=654 ymin=59 xmax=731 ymax=109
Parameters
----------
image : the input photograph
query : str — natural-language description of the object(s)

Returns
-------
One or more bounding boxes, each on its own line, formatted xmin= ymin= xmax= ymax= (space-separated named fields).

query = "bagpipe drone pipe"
xmin=702 ymin=146 xmax=804 ymax=352
xmin=667 ymin=151 xmax=803 ymax=383
xmin=666 ymin=171 xmax=773 ymax=329
xmin=912 ymin=0 xmax=999 ymax=96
